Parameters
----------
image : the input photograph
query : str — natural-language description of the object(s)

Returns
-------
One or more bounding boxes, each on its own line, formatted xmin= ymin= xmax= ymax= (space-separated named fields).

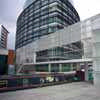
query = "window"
xmin=41 ymin=0 xmax=48 ymax=6
xmin=48 ymin=17 xmax=54 ymax=23
xmin=48 ymin=27 xmax=55 ymax=33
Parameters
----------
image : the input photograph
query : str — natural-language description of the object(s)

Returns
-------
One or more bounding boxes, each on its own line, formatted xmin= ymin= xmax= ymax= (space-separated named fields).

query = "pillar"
xmin=76 ymin=63 xmax=80 ymax=71
xmin=59 ymin=64 xmax=62 ymax=72
xmin=84 ymin=62 xmax=89 ymax=81
xmin=48 ymin=64 xmax=51 ymax=72
xmin=33 ymin=52 xmax=36 ymax=64
xmin=70 ymin=63 xmax=73 ymax=71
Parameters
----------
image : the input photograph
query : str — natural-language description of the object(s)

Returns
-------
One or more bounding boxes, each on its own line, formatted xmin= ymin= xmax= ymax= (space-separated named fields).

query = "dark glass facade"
xmin=16 ymin=0 xmax=80 ymax=49
xmin=0 ymin=55 xmax=8 ymax=75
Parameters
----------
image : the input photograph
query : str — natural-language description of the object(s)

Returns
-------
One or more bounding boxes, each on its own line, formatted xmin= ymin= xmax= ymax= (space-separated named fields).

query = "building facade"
xmin=0 ymin=25 xmax=9 ymax=49
xmin=16 ymin=0 xmax=80 ymax=67
xmin=0 ymin=49 xmax=8 ymax=75
xmin=16 ymin=0 xmax=80 ymax=49
xmin=16 ymin=13 xmax=100 ymax=87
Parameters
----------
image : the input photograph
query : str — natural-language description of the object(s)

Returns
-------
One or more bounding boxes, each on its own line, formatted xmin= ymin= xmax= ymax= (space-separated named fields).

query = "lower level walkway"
xmin=0 ymin=82 xmax=99 ymax=100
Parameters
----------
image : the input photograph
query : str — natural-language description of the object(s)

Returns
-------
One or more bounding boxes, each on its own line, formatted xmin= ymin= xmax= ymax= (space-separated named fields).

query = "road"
xmin=0 ymin=82 xmax=99 ymax=100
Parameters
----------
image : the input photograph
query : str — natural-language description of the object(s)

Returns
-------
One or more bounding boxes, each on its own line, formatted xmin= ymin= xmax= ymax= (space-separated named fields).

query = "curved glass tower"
xmin=16 ymin=0 xmax=80 ymax=49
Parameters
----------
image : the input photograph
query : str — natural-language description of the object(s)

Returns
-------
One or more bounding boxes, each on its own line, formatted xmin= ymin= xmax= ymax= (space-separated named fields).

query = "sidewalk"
xmin=0 ymin=82 xmax=99 ymax=100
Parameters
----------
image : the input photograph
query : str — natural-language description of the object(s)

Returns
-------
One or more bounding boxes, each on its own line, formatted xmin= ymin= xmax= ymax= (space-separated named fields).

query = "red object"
xmin=7 ymin=50 xmax=15 ymax=65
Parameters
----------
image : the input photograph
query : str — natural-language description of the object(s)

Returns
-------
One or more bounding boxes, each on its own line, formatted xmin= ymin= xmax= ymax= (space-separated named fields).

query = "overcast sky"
xmin=0 ymin=0 xmax=100 ymax=49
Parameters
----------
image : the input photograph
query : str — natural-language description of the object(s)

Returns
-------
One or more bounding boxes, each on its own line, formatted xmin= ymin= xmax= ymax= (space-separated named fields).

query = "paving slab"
xmin=0 ymin=82 xmax=99 ymax=100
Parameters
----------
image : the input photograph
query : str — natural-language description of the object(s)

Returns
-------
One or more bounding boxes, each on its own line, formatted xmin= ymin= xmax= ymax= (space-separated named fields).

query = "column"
xmin=48 ymin=64 xmax=51 ymax=72
xmin=84 ymin=62 xmax=89 ymax=81
xmin=76 ymin=63 xmax=80 ymax=71
xmin=33 ymin=52 xmax=36 ymax=64
xmin=59 ymin=64 xmax=62 ymax=72
xmin=70 ymin=63 xmax=73 ymax=71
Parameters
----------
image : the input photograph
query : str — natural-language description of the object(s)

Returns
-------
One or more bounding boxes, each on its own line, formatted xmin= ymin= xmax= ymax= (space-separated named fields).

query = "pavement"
xmin=0 ymin=82 xmax=100 ymax=100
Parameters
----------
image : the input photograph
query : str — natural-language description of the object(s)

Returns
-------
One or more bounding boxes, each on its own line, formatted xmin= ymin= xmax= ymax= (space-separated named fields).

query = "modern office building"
xmin=0 ymin=25 xmax=9 ymax=75
xmin=16 ymin=13 xmax=100 ymax=88
xmin=16 ymin=0 xmax=80 ymax=67
xmin=15 ymin=0 xmax=100 ymax=88
xmin=0 ymin=25 xmax=9 ymax=49
xmin=16 ymin=0 xmax=80 ymax=49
